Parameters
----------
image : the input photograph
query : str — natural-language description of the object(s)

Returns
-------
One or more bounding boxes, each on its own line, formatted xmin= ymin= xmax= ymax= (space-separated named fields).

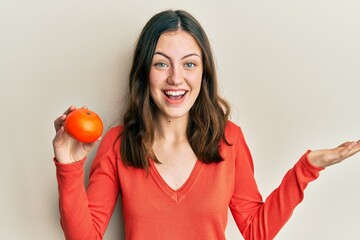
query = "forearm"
xmin=55 ymin=158 xmax=102 ymax=240
xmin=232 ymin=151 xmax=324 ymax=240
xmin=250 ymin=152 xmax=322 ymax=239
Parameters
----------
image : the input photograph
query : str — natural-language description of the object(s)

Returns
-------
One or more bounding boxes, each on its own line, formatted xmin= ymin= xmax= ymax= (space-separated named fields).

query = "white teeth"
xmin=165 ymin=90 xmax=186 ymax=96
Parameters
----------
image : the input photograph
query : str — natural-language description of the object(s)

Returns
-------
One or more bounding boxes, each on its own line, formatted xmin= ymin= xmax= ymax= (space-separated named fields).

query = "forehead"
xmin=154 ymin=30 xmax=202 ymax=56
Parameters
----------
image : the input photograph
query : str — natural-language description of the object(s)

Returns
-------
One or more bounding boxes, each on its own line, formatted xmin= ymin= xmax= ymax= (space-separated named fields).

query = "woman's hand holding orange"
xmin=52 ymin=106 xmax=102 ymax=164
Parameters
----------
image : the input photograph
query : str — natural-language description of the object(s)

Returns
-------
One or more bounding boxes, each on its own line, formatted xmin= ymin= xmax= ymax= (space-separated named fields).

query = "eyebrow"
xmin=153 ymin=51 xmax=201 ymax=60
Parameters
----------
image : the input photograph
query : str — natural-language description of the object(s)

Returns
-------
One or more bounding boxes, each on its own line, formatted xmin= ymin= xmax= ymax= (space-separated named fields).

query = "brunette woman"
xmin=53 ymin=10 xmax=360 ymax=240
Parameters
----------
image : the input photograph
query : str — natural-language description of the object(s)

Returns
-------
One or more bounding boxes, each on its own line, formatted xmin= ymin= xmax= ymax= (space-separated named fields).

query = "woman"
xmin=53 ymin=10 xmax=360 ymax=240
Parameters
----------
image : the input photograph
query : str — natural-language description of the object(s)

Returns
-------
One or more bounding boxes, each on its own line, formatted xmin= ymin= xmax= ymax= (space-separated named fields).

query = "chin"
xmin=163 ymin=110 xmax=190 ymax=121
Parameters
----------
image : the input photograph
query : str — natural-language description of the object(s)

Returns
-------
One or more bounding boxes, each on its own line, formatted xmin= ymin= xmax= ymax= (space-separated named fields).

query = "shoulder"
xmin=225 ymin=120 xmax=240 ymax=131
xmin=98 ymin=125 xmax=124 ymax=147
xmin=224 ymin=120 xmax=245 ymax=143
xmin=92 ymin=125 xmax=124 ymax=160
xmin=105 ymin=125 xmax=124 ymax=138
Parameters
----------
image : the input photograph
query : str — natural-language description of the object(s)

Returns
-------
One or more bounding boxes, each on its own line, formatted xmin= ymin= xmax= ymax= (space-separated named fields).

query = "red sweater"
xmin=55 ymin=121 xmax=323 ymax=240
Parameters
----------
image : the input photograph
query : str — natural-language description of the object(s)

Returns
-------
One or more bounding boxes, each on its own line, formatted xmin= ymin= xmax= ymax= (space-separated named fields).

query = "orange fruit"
xmin=64 ymin=108 xmax=103 ymax=143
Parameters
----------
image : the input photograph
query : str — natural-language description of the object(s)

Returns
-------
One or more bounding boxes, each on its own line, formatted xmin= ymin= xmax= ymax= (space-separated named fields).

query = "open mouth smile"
xmin=163 ymin=90 xmax=188 ymax=102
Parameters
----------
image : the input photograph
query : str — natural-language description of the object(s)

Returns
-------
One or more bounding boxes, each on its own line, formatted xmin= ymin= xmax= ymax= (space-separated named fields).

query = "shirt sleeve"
xmin=229 ymin=127 xmax=324 ymax=240
xmin=55 ymin=128 xmax=120 ymax=240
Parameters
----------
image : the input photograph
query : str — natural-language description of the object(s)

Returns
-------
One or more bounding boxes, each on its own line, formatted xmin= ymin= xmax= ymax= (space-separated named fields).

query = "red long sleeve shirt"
xmin=55 ymin=121 xmax=323 ymax=240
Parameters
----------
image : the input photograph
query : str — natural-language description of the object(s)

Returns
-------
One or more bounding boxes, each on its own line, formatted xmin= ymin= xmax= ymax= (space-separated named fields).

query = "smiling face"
xmin=149 ymin=30 xmax=203 ymax=123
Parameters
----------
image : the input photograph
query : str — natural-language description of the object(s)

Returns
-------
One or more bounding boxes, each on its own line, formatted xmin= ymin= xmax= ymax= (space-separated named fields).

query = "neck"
xmin=154 ymin=114 xmax=189 ymax=144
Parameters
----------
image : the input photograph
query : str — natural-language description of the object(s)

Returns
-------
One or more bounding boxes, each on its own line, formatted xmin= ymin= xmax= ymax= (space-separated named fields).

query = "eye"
xmin=184 ymin=62 xmax=196 ymax=68
xmin=154 ymin=62 xmax=169 ymax=68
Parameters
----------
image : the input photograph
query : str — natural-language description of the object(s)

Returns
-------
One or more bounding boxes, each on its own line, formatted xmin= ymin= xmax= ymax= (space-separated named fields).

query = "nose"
xmin=167 ymin=65 xmax=182 ymax=86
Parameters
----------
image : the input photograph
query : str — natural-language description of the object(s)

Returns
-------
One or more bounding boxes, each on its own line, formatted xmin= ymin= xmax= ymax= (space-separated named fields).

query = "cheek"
xmin=189 ymin=72 xmax=202 ymax=90
xmin=148 ymin=70 xmax=156 ymax=86
xmin=149 ymin=84 xmax=158 ymax=102
xmin=149 ymin=69 xmax=166 ymax=87
xmin=149 ymin=72 xmax=159 ymax=92
xmin=148 ymin=74 xmax=161 ymax=102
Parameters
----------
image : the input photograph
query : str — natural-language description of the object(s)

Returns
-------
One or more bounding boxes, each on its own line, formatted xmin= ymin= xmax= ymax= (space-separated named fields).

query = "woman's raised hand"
xmin=308 ymin=140 xmax=360 ymax=168
xmin=52 ymin=106 xmax=99 ymax=164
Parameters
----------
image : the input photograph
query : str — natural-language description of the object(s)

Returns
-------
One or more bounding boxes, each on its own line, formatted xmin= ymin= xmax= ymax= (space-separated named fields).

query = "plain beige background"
xmin=1 ymin=0 xmax=359 ymax=239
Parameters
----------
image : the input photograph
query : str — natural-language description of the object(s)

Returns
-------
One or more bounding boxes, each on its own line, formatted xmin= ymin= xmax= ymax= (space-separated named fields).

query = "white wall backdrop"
xmin=1 ymin=1 xmax=359 ymax=239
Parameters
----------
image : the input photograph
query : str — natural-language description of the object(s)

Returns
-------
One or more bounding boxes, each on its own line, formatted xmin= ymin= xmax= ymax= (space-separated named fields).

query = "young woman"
xmin=53 ymin=10 xmax=360 ymax=240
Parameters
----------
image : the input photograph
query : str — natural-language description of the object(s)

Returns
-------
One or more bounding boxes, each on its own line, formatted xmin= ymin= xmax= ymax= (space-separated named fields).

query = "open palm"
xmin=308 ymin=141 xmax=360 ymax=168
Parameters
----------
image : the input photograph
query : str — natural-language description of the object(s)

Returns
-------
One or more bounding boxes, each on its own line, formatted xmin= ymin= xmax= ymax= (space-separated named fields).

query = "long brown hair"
xmin=120 ymin=10 xmax=230 ymax=169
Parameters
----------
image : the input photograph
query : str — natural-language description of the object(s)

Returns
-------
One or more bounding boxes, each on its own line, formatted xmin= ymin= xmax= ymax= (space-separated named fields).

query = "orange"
xmin=64 ymin=108 xmax=103 ymax=143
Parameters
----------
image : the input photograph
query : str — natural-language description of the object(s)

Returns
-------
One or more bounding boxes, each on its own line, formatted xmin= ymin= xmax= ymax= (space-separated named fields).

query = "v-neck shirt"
xmin=149 ymin=158 xmax=203 ymax=204
xmin=55 ymin=121 xmax=324 ymax=240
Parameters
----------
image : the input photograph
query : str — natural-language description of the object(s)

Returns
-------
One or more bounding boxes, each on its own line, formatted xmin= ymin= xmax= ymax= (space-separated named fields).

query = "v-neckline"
xmin=149 ymin=159 xmax=203 ymax=204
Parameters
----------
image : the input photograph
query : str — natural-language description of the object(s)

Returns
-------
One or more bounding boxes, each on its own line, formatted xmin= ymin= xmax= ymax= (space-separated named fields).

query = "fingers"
xmin=345 ymin=140 xmax=360 ymax=157
xmin=335 ymin=140 xmax=360 ymax=162
xmin=63 ymin=105 xmax=76 ymax=115
xmin=337 ymin=141 xmax=352 ymax=148
xmin=54 ymin=114 xmax=66 ymax=132
xmin=54 ymin=106 xmax=77 ymax=132
xmin=311 ymin=140 xmax=360 ymax=168
xmin=53 ymin=125 xmax=72 ymax=143
xmin=52 ymin=125 xmax=67 ymax=148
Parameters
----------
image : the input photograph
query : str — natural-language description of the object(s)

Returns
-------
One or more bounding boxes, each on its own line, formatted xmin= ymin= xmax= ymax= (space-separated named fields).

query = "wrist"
xmin=307 ymin=150 xmax=325 ymax=168
xmin=53 ymin=157 xmax=86 ymax=168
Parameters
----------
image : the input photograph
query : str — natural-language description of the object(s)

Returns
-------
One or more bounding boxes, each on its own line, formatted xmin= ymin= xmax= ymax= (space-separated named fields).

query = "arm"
xmin=53 ymin=106 xmax=120 ymax=240
xmin=229 ymin=127 xmax=359 ymax=240
xmin=55 ymin=131 xmax=120 ymax=240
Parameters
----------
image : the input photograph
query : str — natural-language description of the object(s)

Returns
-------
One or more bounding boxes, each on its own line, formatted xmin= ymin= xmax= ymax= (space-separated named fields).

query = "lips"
xmin=163 ymin=90 xmax=188 ymax=102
